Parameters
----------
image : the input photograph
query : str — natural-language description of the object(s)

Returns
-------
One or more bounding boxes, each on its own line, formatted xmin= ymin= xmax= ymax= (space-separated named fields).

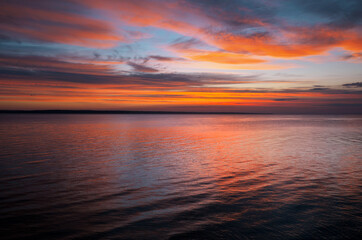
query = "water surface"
xmin=0 ymin=114 xmax=361 ymax=239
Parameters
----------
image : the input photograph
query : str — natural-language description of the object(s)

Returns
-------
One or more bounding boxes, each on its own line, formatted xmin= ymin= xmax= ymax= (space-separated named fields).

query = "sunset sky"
xmin=0 ymin=0 xmax=361 ymax=113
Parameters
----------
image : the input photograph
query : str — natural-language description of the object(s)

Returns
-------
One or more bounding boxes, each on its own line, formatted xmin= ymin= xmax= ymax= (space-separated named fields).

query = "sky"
xmin=0 ymin=0 xmax=361 ymax=113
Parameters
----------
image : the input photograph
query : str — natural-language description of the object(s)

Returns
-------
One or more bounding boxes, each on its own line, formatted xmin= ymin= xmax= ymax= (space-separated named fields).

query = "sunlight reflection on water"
xmin=0 ymin=114 xmax=361 ymax=239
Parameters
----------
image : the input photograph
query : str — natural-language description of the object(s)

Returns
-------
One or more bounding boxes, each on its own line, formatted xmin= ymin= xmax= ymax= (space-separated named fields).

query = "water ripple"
xmin=0 ymin=114 xmax=361 ymax=239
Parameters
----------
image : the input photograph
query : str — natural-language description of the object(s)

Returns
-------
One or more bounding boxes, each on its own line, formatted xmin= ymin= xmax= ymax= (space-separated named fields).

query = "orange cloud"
xmin=0 ymin=55 xmax=117 ymax=75
xmin=76 ymin=0 xmax=217 ymax=38
xmin=206 ymin=25 xmax=362 ymax=58
xmin=76 ymin=0 xmax=362 ymax=59
xmin=187 ymin=51 xmax=265 ymax=64
xmin=0 ymin=2 xmax=124 ymax=48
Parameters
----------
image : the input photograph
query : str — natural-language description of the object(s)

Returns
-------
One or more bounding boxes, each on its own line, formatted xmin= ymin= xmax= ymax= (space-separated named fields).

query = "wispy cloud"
xmin=127 ymin=62 xmax=159 ymax=73
xmin=342 ymin=82 xmax=362 ymax=88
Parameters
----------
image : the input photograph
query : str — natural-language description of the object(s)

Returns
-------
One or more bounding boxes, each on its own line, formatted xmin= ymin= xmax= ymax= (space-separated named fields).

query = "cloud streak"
xmin=0 ymin=52 xmax=361 ymax=113
xmin=0 ymin=0 xmax=126 ymax=48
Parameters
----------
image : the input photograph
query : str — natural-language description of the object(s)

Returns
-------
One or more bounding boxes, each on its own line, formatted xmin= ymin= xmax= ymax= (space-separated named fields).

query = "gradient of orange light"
xmin=2 ymin=80 xmax=360 ymax=99
xmin=2 ymin=78 xmax=361 ymax=110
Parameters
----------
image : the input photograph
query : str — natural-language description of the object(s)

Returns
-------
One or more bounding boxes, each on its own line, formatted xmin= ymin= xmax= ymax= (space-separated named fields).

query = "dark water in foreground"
xmin=0 ymin=114 xmax=361 ymax=240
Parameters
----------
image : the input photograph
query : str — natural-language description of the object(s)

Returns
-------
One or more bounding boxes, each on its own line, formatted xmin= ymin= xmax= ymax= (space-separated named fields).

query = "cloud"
xmin=310 ymin=87 xmax=330 ymax=91
xmin=292 ymin=0 xmax=362 ymax=28
xmin=0 ymin=0 xmax=361 ymax=113
xmin=273 ymin=98 xmax=300 ymax=101
xmin=1 ymin=55 xmax=361 ymax=113
xmin=323 ymin=103 xmax=362 ymax=107
xmin=341 ymin=52 xmax=362 ymax=61
xmin=342 ymin=82 xmax=362 ymax=88
xmin=0 ymin=54 xmax=116 ymax=75
xmin=148 ymin=55 xmax=185 ymax=62
xmin=0 ymin=53 xmax=360 ymax=96
xmin=0 ymin=0 xmax=124 ymax=48
xmin=169 ymin=38 xmax=266 ymax=65
xmin=127 ymin=62 xmax=159 ymax=73
xmin=76 ymin=0 xmax=362 ymax=59
xmin=170 ymin=37 xmax=208 ymax=50
xmin=3 ymin=0 xmax=361 ymax=58
xmin=185 ymin=51 xmax=266 ymax=64
xmin=0 ymin=53 xmax=265 ymax=87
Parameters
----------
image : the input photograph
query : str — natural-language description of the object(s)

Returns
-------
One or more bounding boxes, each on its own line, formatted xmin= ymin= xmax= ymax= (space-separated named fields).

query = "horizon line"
xmin=0 ymin=110 xmax=270 ymax=115
xmin=1 ymin=110 xmax=361 ymax=115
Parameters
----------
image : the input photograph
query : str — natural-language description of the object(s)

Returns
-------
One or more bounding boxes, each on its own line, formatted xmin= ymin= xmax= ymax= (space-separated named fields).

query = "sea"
xmin=0 ymin=114 xmax=361 ymax=239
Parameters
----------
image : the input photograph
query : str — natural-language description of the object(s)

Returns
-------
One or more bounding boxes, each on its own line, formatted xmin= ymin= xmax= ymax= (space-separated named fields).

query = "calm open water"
xmin=0 ymin=114 xmax=361 ymax=240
